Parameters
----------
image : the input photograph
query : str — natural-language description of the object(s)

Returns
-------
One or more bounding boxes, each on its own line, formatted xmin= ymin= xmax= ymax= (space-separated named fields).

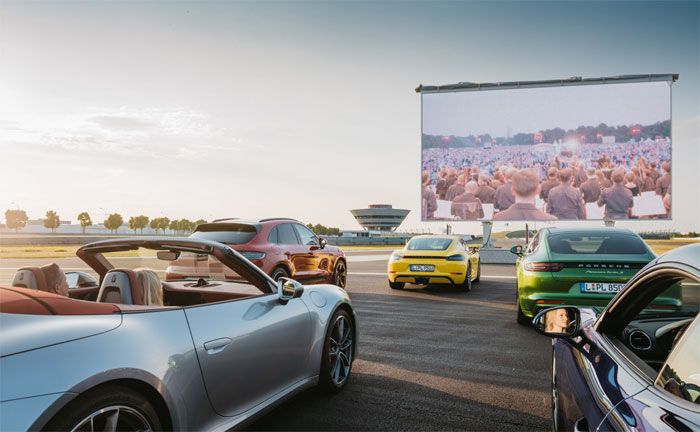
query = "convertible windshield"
xmin=547 ymin=233 xmax=649 ymax=255
xmin=407 ymin=238 xmax=453 ymax=251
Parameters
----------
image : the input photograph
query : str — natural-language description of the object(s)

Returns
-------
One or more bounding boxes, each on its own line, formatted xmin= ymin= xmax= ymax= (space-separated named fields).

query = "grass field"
xmin=2 ymin=238 xmax=696 ymax=259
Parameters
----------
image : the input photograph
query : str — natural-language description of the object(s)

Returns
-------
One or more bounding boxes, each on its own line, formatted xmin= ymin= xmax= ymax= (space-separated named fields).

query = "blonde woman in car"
xmin=545 ymin=308 xmax=570 ymax=333
xmin=134 ymin=268 xmax=164 ymax=306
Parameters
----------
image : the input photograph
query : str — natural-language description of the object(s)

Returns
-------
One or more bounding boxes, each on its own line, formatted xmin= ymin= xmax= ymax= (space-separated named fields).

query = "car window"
xmin=407 ymin=238 xmax=452 ymax=251
xmin=526 ymin=232 xmax=540 ymax=254
xmin=294 ymin=224 xmax=318 ymax=246
xmin=277 ymin=223 xmax=300 ymax=245
xmin=191 ymin=223 xmax=258 ymax=244
xmin=267 ymin=226 xmax=278 ymax=244
xmin=655 ymin=316 xmax=700 ymax=404
xmin=547 ymin=232 xmax=649 ymax=255
xmin=636 ymin=278 xmax=700 ymax=318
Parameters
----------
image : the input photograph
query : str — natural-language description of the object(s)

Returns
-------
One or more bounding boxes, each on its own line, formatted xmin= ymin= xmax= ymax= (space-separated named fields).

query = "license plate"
xmin=580 ymin=282 xmax=625 ymax=294
xmin=410 ymin=264 xmax=435 ymax=272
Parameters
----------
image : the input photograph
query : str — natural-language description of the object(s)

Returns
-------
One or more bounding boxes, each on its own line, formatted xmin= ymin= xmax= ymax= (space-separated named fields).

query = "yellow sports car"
xmin=387 ymin=235 xmax=480 ymax=291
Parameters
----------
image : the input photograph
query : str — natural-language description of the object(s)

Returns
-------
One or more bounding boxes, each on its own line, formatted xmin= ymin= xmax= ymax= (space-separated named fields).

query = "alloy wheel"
xmin=328 ymin=314 xmax=353 ymax=386
xmin=335 ymin=261 xmax=347 ymax=288
xmin=71 ymin=405 xmax=152 ymax=432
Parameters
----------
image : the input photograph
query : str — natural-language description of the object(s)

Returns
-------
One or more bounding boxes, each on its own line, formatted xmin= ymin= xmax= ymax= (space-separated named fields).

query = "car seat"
xmin=12 ymin=267 xmax=49 ymax=291
xmin=96 ymin=269 xmax=144 ymax=305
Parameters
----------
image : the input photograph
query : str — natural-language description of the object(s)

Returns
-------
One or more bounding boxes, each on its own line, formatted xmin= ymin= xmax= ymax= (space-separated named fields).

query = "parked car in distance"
xmin=512 ymin=227 xmax=666 ymax=325
xmin=1 ymin=237 xmax=357 ymax=431
xmin=533 ymin=243 xmax=700 ymax=431
xmin=166 ymin=218 xmax=347 ymax=288
xmin=387 ymin=235 xmax=480 ymax=291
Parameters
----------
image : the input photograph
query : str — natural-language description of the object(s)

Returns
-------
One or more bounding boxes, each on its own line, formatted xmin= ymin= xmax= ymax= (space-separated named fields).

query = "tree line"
xmin=3 ymin=209 xmax=342 ymax=236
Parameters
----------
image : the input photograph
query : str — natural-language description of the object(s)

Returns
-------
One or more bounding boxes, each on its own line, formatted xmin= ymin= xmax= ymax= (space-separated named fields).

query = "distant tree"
xmin=158 ymin=217 xmax=171 ymax=234
xmin=132 ymin=215 xmax=149 ymax=234
xmin=150 ymin=218 xmax=159 ymax=233
xmin=104 ymin=213 xmax=124 ymax=234
xmin=169 ymin=219 xmax=180 ymax=235
xmin=306 ymin=223 xmax=340 ymax=236
xmin=4 ymin=209 xmax=28 ymax=232
xmin=44 ymin=210 xmax=61 ymax=233
xmin=77 ymin=212 xmax=92 ymax=234
xmin=128 ymin=216 xmax=138 ymax=234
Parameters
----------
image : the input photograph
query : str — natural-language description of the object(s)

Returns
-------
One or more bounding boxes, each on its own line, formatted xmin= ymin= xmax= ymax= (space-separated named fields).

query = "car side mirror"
xmin=277 ymin=277 xmax=304 ymax=303
xmin=319 ymin=237 xmax=327 ymax=249
xmin=533 ymin=307 xmax=580 ymax=338
xmin=65 ymin=271 xmax=98 ymax=289
xmin=510 ymin=245 xmax=524 ymax=256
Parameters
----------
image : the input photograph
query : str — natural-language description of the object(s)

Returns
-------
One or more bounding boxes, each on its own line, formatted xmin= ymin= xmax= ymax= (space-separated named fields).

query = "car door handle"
xmin=204 ymin=337 xmax=232 ymax=355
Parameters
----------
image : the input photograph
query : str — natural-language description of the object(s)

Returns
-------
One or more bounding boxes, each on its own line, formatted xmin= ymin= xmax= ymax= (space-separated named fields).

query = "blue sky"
xmin=0 ymin=1 xmax=698 ymax=233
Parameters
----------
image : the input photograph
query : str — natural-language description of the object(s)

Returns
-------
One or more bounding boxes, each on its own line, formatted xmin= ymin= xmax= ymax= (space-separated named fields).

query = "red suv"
xmin=165 ymin=218 xmax=347 ymax=288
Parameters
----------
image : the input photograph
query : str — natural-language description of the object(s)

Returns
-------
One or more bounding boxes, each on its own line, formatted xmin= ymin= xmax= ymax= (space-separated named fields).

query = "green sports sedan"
xmin=512 ymin=227 xmax=680 ymax=325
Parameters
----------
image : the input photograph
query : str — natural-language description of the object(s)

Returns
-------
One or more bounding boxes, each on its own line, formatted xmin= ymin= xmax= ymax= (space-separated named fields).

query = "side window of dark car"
xmin=267 ymin=226 xmax=278 ymax=244
xmin=277 ymin=224 xmax=300 ymax=245
xmin=655 ymin=317 xmax=700 ymax=404
xmin=293 ymin=224 xmax=318 ymax=246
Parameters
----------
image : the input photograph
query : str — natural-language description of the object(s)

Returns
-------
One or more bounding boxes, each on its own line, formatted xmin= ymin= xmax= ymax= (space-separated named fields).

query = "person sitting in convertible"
xmin=134 ymin=268 xmax=164 ymax=306
xmin=40 ymin=262 xmax=69 ymax=297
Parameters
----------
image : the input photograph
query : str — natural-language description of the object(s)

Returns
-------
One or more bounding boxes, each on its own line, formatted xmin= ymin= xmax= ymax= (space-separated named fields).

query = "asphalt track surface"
xmin=0 ymin=252 xmax=552 ymax=430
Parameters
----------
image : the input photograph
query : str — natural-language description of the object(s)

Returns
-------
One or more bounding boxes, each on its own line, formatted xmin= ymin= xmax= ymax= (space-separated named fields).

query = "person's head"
xmin=40 ymin=263 xmax=68 ymax=296
xmin=586 ymin=167 xmax=596 ymax=178
xmin=662 ymin=161 xmax=671 ymax=173
xmin=478 ymin=175 xmax=489 ymax=186
xmin=511 ymin=169 xmax=540 ymax=201
xmin=625 ymin=171 xmax=636 ymax=184
xmin=611 ymin=167 xmax=626 ymax=184
xmin=631 ymin=167 xmax=640 ymax=176
xmin=547 ymin=167 xmax=559 ymax=180
xmin=559 ymin=168 xmax=573 ymax=185
xmin=504 ymin=166 xmax=516 ymax=182
xmin=465 ymin=181 xmax=478 ymax=195
xmin=422 ymin=170 xmax=431 ymax=186
xmin=134 ymin=268 xmax=163 ymax=306
xmin=545 ymin=308 xmax=570 ymax=333
xmin=457 ymin=174 xmax=467 ymax=186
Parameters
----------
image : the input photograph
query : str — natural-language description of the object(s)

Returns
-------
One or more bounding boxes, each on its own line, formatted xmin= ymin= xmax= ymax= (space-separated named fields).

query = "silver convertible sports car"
xmin=0 ymin=237 xmax=357 ymax=431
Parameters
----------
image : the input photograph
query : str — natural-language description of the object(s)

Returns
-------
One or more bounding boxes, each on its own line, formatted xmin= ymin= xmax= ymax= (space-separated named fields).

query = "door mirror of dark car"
xmin=65 ymin=271 xmax=98 ymax=289
xmin=277 ymin=277 xmax=304 ymax=303
xmin=319 ymin=237 xmax=327 ymax=249
xmin=533 ymin=307 xmax=581 ymax=338
xmin=157 ymin=251 xmax=180 ymax=261
xmin=510 ymin=245 xmax=524 ymax=256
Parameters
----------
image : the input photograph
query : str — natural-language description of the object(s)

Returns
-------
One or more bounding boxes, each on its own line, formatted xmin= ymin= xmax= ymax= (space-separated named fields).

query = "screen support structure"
xmin=481 ymin=221 xmax=494 ymax=248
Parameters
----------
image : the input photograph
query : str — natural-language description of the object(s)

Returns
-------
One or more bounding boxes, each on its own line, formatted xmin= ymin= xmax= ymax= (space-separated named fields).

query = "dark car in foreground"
xmin=533 ymin=243 xmax=700 ymax=431
xmin=513 ymin=227 xmax=663 ymax=325
xmin=166 ymin=218 xmax=347 ymax=288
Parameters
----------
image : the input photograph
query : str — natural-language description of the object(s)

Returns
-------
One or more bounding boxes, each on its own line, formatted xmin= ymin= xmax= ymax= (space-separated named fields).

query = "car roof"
xmin=209 ymin=218 xmax=299 ymax=225
xmin=409 ymin=235 xmax=462 ymax=241
xmin=655 ymin=243 xmax=700 ymax=273
xmin=542 ymin=227 xmax=637 ymax=236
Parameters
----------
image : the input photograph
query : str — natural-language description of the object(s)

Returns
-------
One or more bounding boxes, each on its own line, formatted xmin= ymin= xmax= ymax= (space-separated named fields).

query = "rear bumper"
xmin=390 ymin=273 xmax=463 ymax=285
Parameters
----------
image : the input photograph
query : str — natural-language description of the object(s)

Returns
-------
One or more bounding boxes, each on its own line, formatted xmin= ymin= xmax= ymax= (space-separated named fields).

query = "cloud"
xmin=0 ymin=107 xmax=242 ymax=160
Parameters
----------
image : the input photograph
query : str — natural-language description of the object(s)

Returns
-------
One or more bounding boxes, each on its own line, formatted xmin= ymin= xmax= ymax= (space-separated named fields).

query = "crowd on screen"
xmin=420 ymin=140 xmax=671 ymax=221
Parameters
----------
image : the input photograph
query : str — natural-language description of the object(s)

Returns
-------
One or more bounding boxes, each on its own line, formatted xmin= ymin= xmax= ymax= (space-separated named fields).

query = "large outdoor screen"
xmin=420 ymin=79 xmax=672 ymax=221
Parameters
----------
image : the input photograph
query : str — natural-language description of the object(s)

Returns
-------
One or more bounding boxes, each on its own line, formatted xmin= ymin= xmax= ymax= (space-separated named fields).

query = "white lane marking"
xmin=348 ymin=271 xmax=516 ymax=279
xmin=346 ymin=254 xmax=392 ymax=263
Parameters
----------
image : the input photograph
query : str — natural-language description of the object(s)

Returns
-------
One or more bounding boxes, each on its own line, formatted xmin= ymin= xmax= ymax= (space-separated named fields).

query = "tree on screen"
xmin=104 ymin=213 xmax=124 ymax=234
xmin=44 ymin=210 xmax=61 ymax=233
xmin=4 ymin=209 xmax=28 ymax=232
xmin=77 ymin=212 xmax=92 ymax=234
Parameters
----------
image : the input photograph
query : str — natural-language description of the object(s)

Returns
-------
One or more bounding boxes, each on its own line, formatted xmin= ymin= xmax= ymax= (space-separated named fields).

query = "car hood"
xmin=0 ymin=313 xmax=122 ymax=357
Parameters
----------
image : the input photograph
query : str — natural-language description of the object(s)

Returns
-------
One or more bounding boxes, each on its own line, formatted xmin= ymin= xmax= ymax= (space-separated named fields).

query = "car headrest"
xmin=12 ymin=267 xmax=49 ymax=291
xmin=97 ymin=269 xmax=144 ymax=305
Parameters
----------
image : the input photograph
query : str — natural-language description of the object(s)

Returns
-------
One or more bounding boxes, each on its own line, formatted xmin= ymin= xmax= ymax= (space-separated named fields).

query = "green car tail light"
xmin=524 ymin=262 xmax=564 ymax=272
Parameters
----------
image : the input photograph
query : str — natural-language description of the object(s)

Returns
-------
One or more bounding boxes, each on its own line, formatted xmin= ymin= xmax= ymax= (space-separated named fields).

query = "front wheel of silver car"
xmin=44 ymin=384 xmax=164 ymax=432
xmin=318 ymin=309 xmax=354 ymax=393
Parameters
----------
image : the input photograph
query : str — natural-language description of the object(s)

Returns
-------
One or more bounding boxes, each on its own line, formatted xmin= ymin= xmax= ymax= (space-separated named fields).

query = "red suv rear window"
xmin=191 ymin=223 xmax=258 ymax=245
